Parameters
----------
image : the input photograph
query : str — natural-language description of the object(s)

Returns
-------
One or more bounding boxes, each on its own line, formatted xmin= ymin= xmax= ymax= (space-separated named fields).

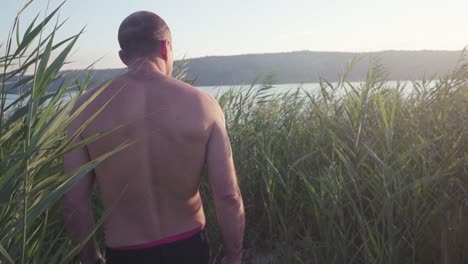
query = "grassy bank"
xmin=1 ymin=2 xmax=468 ymax=264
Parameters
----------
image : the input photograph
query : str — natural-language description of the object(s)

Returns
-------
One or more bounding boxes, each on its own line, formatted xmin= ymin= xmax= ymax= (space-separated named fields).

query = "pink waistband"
xmin=112 ymin=225 xmax=205 ymax=251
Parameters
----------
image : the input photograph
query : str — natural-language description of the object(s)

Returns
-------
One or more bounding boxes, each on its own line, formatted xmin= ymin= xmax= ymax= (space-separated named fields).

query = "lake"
xmin=2 ymin=81 xmax=416 ymax=109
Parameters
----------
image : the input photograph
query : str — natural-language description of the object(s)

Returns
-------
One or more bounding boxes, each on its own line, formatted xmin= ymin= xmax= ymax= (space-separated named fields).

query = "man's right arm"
xmin=206 ymin=100 xmax=245 ymax=263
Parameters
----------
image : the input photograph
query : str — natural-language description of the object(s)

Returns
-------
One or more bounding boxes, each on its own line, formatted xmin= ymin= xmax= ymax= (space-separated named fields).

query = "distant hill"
xmin=5 ymin=50 xmax=464 ymax=92
xmin=181 ymin=50 xmax=463 ymax=86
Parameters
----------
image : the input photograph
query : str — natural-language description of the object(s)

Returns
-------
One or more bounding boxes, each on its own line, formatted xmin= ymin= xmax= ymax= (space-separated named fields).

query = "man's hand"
xmin=79 ymin=252 xmax=104 ymax=264
xmin=80 ymin=254 xmax=105 ymax=264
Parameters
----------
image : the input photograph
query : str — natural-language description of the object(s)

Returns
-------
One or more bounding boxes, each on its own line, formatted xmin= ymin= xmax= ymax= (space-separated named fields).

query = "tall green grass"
xmin=0 ymin=1 xmax=130 ymax=263
xmin=207 ymin=61 xmax=467 ymax=263
xmin=2 ymin=1 xmax=468 ymax=264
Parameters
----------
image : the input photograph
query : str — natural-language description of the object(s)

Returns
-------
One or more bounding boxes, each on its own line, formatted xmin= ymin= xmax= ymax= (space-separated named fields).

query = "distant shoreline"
xmin=3 ymin=49 xmax=463 ymax=92
xmin=69 ymin=50 xmax=464 ymax=87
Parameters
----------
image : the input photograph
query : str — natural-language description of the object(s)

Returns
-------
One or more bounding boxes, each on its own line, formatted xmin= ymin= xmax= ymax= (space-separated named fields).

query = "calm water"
xmin=199 ymin=82 xmax=322 ymax=96
xmin=2 ymin=82 xmax=317 ymax=107
xmin=3 ymin=81 xmax=414 ymax=109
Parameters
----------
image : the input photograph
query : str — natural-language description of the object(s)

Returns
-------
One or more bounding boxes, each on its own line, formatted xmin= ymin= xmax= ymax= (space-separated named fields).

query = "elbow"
xmin=217 ymin=192 xmax=244 ymax=213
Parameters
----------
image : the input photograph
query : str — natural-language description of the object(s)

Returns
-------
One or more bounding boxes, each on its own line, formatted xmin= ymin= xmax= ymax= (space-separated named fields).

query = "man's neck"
xmin=127 ymin=58 xmax=167 ymax=80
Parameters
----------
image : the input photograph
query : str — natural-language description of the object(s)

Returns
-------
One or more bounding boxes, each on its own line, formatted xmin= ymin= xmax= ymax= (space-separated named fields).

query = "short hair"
xmin=118 ymin=11 xmax=171 ymax=59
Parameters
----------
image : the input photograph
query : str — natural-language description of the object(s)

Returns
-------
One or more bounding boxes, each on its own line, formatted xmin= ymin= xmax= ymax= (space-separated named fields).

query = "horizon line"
xmin=65 ymin=48 xmax=465 ymax=71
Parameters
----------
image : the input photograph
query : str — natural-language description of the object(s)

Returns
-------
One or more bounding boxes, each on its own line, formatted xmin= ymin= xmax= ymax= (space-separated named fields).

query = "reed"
xmin=213 ymin=60 xmax=467 ymax=263
xmin=0 ymin=1 xmax=129 ymax=263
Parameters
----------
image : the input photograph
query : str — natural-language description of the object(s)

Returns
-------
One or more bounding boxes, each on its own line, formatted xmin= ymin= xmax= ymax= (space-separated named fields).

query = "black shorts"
xmin=105 ymin=229 xmax=211 ymax=264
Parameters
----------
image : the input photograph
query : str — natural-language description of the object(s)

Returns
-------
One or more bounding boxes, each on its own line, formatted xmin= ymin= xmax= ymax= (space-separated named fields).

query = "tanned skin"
xmin=63 ymin=26 xmax=244 ymax=264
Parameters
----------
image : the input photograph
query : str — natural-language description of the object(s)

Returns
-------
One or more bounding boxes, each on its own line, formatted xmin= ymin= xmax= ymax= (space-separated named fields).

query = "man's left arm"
xmin=64 ymin=131 xmax=102 ymax=263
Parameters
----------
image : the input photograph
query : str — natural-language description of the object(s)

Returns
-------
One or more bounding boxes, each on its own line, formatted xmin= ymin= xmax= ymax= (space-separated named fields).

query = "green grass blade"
xmin=0 ymin=243 xmax=14 ymax=264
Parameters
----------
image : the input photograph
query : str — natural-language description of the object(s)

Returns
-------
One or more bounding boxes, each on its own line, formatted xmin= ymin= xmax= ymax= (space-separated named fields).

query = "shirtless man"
xmin=63 ymin=11 xmax=244 ymax=264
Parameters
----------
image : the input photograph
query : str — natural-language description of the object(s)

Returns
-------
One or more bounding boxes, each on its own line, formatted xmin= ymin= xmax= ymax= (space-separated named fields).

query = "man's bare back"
xmin=64 ymin=11 xmax=244 ymax=264
xmin=83 ymin=70 xmax=217 ymax=244
xmin=65 ymin=66 xmax=244 ymax=264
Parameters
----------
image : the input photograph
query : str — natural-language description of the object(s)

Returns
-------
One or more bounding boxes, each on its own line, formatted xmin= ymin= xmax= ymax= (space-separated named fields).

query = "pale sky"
xmin=1 ymin=0 xmax=467 ymax=70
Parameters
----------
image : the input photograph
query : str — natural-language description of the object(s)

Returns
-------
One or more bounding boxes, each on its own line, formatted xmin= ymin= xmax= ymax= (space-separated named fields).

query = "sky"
xmin=1 ymin=0 xmax=467 ymax=70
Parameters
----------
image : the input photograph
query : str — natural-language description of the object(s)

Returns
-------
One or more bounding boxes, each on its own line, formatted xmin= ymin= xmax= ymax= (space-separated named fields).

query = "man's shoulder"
xmin=164 ymin=77 xmax=218 ymax=106
xmin=71 ymin=77 xmax=125 ymax=122
xmin=75 ymin=78 xmax=114 ymax=105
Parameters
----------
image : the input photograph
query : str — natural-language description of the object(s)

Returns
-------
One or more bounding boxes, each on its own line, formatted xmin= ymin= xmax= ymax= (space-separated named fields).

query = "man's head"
xmin=118 ymin=11 xmax=173 ymax=75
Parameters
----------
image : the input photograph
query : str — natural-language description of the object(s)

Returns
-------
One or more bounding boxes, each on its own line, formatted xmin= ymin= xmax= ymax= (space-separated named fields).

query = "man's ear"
xmin=160 ymin=40 xmax=170 ymax=61
xmin=119 ymin=50 xmax=128 ymax=65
